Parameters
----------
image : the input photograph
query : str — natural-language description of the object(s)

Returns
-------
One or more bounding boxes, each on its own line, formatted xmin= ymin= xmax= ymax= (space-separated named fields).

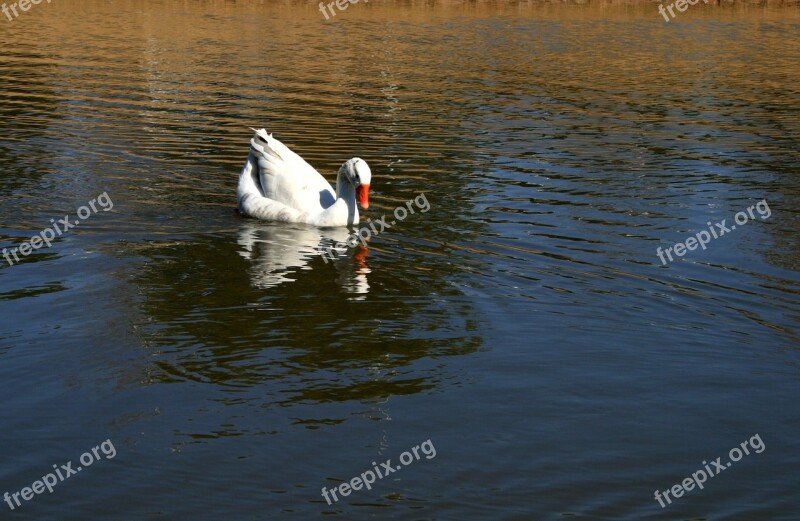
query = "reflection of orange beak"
xmin=354 ymin=245 xmax=369 ymax=268
xmin=357 ymin=184 xmax=370 ymax=209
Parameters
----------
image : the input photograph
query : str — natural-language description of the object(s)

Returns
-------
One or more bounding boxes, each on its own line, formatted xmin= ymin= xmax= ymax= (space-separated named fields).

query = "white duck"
xmin=237 ymin=128 xmax=371 ymax=227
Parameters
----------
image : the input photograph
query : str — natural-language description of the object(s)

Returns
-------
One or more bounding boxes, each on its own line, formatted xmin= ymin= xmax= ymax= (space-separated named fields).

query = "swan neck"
xmin=336 ymin=169 xmax=354 ymax=201
xmin=336 ymin=167 xmax=358 ymax=223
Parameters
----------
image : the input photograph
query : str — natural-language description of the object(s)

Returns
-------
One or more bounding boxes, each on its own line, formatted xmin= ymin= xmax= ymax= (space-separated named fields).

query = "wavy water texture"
xmin=0 ymin=2 xmax=798 ymax=521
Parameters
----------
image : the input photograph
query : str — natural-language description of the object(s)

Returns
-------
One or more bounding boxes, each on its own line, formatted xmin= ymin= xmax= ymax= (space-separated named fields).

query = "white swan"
xmin=237 ymin=128 xmax=371 ymax=227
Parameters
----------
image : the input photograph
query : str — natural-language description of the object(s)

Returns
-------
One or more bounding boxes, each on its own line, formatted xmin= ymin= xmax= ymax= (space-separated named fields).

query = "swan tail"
xmin=237 ymin=151 xmax=261 ymax=207
xmin=249 ymin=128 xmax=287 ymax=162
xmin=249 ymin=128 xmax=321 ymax=180
xmin=237 ymin=149 xmax=307 ymax=223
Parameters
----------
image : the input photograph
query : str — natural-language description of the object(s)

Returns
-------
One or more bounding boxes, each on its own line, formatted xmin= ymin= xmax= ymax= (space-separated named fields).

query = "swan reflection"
xmin=237 ymin=222 xmax=370 ymax=297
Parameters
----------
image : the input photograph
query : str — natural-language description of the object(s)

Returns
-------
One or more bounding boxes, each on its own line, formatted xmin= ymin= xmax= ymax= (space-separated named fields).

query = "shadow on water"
xmin=124 ymin=215 xmax=484 ymax=408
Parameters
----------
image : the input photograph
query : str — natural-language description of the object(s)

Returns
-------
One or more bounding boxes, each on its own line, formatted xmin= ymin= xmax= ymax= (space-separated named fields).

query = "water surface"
xmin=1 ymin=2 xmax=799 ymax=520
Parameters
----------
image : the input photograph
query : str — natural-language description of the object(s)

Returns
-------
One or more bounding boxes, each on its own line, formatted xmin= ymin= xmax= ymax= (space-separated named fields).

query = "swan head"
xmin=342 ymin=158 xmax=371 ymax=210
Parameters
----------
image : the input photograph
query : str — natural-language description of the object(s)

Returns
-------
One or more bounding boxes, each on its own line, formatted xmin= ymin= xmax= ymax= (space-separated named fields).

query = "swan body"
xmin=237 ymin=129 xmax=371 ymax=227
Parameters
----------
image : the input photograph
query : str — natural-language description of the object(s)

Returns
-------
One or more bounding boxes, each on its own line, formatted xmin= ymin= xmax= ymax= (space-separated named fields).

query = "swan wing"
xmin=249 ymin=129 xmax=336 ymax=212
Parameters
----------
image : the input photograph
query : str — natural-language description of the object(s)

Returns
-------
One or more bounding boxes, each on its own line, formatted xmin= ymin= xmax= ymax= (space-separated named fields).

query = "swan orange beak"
xmin=357 ymin=184 xmax=370 ymax=210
